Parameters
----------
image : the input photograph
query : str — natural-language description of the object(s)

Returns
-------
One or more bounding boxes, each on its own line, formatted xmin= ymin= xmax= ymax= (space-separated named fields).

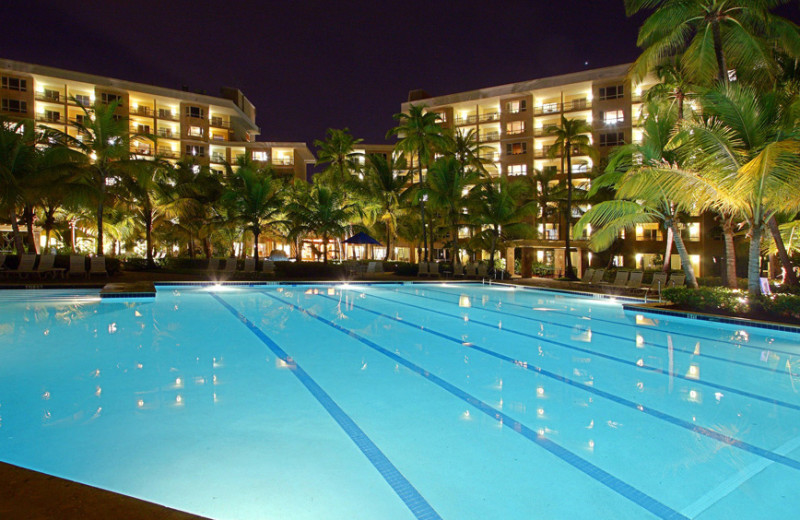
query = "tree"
xmin=420 ymin=156 xmax=482 ymax=265
xmin=222 ymin=156 xmax=284 ymax=264
xmin=470 ymin=177 xmax=537 ymax=269
xmin=388 ymin=104 xmax=450 ymax=262
xmin=314 ymin=128 xmax=364 ymax=187
xmin=360 ymin=153 xmax=410 ymax=260
xmin=546 ymin=115 xmax=596 ymax=279
xmin=290 ymin=183 xmax=354 ymax=264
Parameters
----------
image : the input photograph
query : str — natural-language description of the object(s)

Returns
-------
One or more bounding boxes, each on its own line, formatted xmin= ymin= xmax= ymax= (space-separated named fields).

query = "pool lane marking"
xmin=315 ymin=293 xmax=800 ymax=473
xmin=209 ymin=292 xmax=443 ymax=520
xmin=259 ymin=292 xmax=687 ymax=520
xmin=395 ymin=286 xmax=792 ymax=376
xmin=679 ymin=434 xmax=800 ymax=518
xmin=362 ymin=290 xmax=800 ymax=413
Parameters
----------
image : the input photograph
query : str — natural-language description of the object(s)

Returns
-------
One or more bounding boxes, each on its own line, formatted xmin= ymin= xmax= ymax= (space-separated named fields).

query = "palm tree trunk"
xmin=24 ymin=206 xmax=38 ymax=254
xmin=722 ymin=215 xmax=737 ymax=288
xmin=188 ymin=234 xmax=195 ymax=259
xmin=253 ymin=229 xmax=260 ymax=263
xmin=323 ymin=234 xmax=329 ymax=264
xmin=452 ymin=223 xmax=460 ymax=267
xmin=564 ymin=149 xmax=575 ymax=279
xmin=711 ymin=18 xmax=728 ymax=84
xmin=767 ymin=216 xmax=798 ymax=287
xmin=417 ymin=151 xmax=428 ymax=262
xmin=747 ymin=223 xmax=763 ymax=295
xmin=8 ymin=208 xmax=25 ymax=256
xmin=662 ymin=225 xmax=673 ymax=273
xmin=145 ymin=210 xmax=155 ymax=269
xmin=96 ymin=199 xmax=104 ymax=256
xmin=385 ymin=222 xmax=392 ymax=261
xmin=670 ymin=221 xmax=698 ymax=288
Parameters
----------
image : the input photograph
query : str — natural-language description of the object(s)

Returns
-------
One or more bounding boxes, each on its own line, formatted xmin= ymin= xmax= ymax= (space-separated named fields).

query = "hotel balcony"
xmin=209 ymin=118 xmax=231 ymax=129
xmin=211 ymin=153 xmax=226 ymax=164
xmin=35 ymin=91 xmax=64 ymax=103
xmin=479 ymin=152 xmax=501 ymax=162
xmin=272 ymin=157 xmax=294 ymax=166
xmin=35 ymin=113 xmax=64 ymax=124
xmin=156 ymin=110 xmax=180 ymax=122
xmin=479 ymin=131 xmax=499 ymax=142
xmin=130 ymin=106 xmax=154 ymax=117
xmin=157 ymin=149 xmax=181 ymax=159
xmin=156 ymin=128 xmax=179 ymax=139
xmin=478 ymin=112 xmax=500 ymax=123
xmin=454 ymin=114 xmax=478 ymax=125
xmin=533 ymin=98 xmax=591 ymax=116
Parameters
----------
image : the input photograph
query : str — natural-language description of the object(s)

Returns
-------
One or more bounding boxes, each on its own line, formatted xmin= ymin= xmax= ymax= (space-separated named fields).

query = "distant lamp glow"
xmin=458 ymin=294 xmax=471 ymax=308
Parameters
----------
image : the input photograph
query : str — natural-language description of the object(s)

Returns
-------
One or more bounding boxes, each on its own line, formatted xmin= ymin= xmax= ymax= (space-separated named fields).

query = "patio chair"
xmin=465 ymin=262 xmax=477 ymax=278
xmin=221 ymin=259 xmax=237 ymax=274
xmin=89 ymin=256 xmax=108 ymax=277
xmin=9 ymin=254 xmax=37 ymax=278
xmin=242 ymin=258 xmax=256 ymax=273
xmin=626 ymin=271 xmax=644 ymax=290
xmin=262 ymin=260 xmax=276 ymax=275
xmin=608 ymin=271 xmax=629 ymax=288
xmin=68 ymin=255 xmax=88 ymax=278
xmin=643 ymin=273 xmax=668 ymax=297
xmin=453 ymin=263 xmax=465 ymax=278
xmin=206 ymin=258 xmax=220 ymax=273
xmin=589 ymin=268 xmax=606 ymax=284
xmin=36 ymin=254 xmax=65 ymax=279
xmin=417 ymin=262 xmax=429 ymax=277
xmin=668 ymin=273 xmax=685 ymax=288
xmin=578 ymin=268 xmax=596 ymax=284
xmin=429 ymin=262 xmax=441 ymax=278
xmin=366 ymin=261 xmax=381 ymax=275
xmin=477 ymin=263 xmax=488 ymax=279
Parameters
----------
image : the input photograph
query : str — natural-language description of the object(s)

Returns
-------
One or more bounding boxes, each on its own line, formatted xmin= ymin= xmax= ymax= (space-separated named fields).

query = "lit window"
xmin=507 ymin=164 xmax=527 ymax=176
xmin=542 ymin=102 xmax=559 ymax=113
xmin=506 ymin=121 xmax=525 ymax=135
xmin=185 ymin=145 xmax=205 ymax=157
xmin=506 ymin=142 xmax=527 ymax=155
xmin=188 ymin=126 xmax=203 ymax=137
xmin=506 ymin=99 xmax=527 ymax=114
xmin=74 ymin=94 xmax=90 ymax=106
xmin=602 ymin=110 xmax=624 ymax=125
xmin=252 ymin=151 xmax=268 ymax=161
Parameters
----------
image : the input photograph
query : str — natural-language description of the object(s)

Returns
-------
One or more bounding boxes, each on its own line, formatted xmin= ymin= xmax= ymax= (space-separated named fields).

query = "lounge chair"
xmin=366 ymin=261 xmax=383 ymax=275
xmin=417 ymin=262 xmax=429 ymax=277
xmin=221 ymin=259 xmax=237 ymax=274
xmin=579 ymin=267 xmax=595 ymax=283
xmin=668 ymin=273 xmax=685 ymax=288
xmin=429 ymin=262 xmax=441 ymax=278
xmin=206 ymin=258 xmax=220 ymax=273
xmin=588 ymin=268 xmax=606 ymax=284
xmin=453 ymin=263 xmax=465 ymax=278
xmin=642 ymin=273 xmax=668 ymax=295
xmin=608 ymin=271 xmax=629 ymax=288
xmin=36 ymin=254 xmax=65 ymax=279
xmin=465 ymin=262 xmax=477 ymax=278
xmin=68 ymin=255 xmax=88 ymax=278
xmin=242 ymin=258 xmax=256 ymax=273
xmin=477 ymin=263 xmax=488 ymax=279
xmin=262 ymin=260 xmax=276 ymax=275
xmin=626 ymin=271 xmax=644 ymax=290
xmin=89 ymin=256 xmax=108 ymax=277
xmin=9 ymin=254 xmax=37 ymax=278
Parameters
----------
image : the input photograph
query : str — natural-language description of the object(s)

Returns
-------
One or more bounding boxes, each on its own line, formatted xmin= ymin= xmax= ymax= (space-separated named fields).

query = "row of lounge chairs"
xmin=206 ymin=258 xmax=277 ymax=275
xmin=578 ymin=268 xmax=685 ymax=293
xmin=418 ymin=261 xmax=489 ymax=278
xmin=344 ymin=261 xmax=384 ymax=277
xmin=0 ymin=254 xmax=108 ymax=279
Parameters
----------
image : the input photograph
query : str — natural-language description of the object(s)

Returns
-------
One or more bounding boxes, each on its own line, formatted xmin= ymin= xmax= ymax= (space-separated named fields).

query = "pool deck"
xmin=0 ymin=462 xmax=211 ymax=520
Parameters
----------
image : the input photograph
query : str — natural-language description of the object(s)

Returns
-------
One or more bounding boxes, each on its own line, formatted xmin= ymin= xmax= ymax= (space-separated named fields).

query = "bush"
xmin=275 ymin=261 xmax=345 ymax=279
xmin=759 ymin=293 xmax=800 ymax=320
xmin=662 ymin=286 xmax=750 ymax=314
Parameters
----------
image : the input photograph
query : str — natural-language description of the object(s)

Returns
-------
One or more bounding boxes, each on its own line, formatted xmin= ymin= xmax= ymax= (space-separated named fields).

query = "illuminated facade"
xmin=0 ymin=58 xmax=314 ymax=181
xmin=401 ymin=64 xmax=722 ymax=276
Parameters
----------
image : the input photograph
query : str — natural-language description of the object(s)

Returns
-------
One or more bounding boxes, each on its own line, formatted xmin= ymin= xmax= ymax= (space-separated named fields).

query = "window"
xmin=74 ymin=94 xmax=90 ymax=106
xmin=506 ymin=142 xmax=527 ymax=155
xmin=185 ymin=145 xmax=205 ymax=157
xmin=434 ymin=111 xmax=447 ymax=122
xmin=599 ymin=132 xmax=625 ymax=147
xmin=75 ymin=114 xmax=86 ymax=124
xmin=100 ymin=93 xmax=122 ymax=105
xmin=507 ymin=164 xmax=527 ymax=176
xmin=506 ymin=121 xmax=525 ymax=135
xmin=506 ymin=99 xmax=527 ymax=114
xmin=1 ymin=99 xmax=27 ymax=113
xmin=1 ymin=77 xmax=27 ymax=91
xmin=542 ymin=102 xmax=559 ymax=113
xmin=599 ymin=85 xmax=624 ymax=100
xmin=185 ymin=106 xmax=205 ymax=119
xmin=210 ymin=116 xmax=224 ymax=127
xmin=44 ymin=88 xmax=60 ymax=101
xmin=602 ymin=110 xmax=624 ymax=125
xmin=188 ymin=126 xmax=203 ymax=137
xmin=44 ymin=110 xmax=60 ymax=122
xmin=158 ymin=108 xmax=173 ymax=119
xmin=252 ymin=151 xmax=268 ymax=161
xmin=136 ymin=124 xmax=150 ymax=134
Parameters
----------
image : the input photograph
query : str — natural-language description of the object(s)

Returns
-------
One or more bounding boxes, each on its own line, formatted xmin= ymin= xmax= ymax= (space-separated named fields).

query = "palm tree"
xmin=420 ymin=156 xmax=482 ymax=265
xmin=314 ymin=128 xmax=364 ymax=187
xmin=65 ymin=99 xmax=133 ymax=255
xmin=290 ymin=183 xmax=354 ymax=264
xmin=644 ymin=61 xmax=701 ymax=120
xmin=388 ymin=104 xmax=450 ymax=262
xmin=470 ymin=177 xmax=537 ymax=269
xmin=448 ymin=128 xmax=492 ymax=175
xmin=280 ymin=180 xmax=312 ymax=261
xmin=546 ymin=115 xmax=596 ymax=279
xmin=626 ymin=0 xmax=800 ymax=86
xmin=361 ymin=153 xmax=410 ymax=261
xmin=574 ymin=102 xmax=700 ymax=287
xmin=222 ymin=156 xmax=284 ymax=264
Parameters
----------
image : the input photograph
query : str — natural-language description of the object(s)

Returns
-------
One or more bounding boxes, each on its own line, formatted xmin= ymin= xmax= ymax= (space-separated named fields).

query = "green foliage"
xmin=662 ymin=286 xmax=800 ymax=321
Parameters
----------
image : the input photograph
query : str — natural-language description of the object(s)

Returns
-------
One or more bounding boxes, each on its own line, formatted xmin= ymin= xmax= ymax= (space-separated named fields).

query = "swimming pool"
xmin=0 ymin=283 xmax=798 ymax=519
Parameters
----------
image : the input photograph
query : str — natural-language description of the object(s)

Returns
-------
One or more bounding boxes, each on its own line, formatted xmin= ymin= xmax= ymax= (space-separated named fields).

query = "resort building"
xmin=0 ymin=59 xmax=314 ymax=181
xmin=401 ymin=64 xmax=722 ymax=277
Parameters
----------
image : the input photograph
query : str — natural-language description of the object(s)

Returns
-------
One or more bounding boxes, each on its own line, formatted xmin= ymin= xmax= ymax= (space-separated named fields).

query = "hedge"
xmin=662 ymin=286 xmax=800 ymax=321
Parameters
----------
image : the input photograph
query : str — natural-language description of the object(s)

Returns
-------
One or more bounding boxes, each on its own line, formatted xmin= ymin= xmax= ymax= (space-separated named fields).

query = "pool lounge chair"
xmin=36 ymin=254 xmax=65 ymax=279
xmin=579 ymin=268 xmax=595 ymax=283
xmin=89 ymin=256 xmax=108 ymax=277
xmin=417 ymin=262 xmax=429 ymax=277
xmin=626 ymin=271 xmax=644 ymax=290
xmin=366 ymin=261 xmax=382 ymax=275
xmin=668 ymin=274 xmax=685 ymax=288
xmin=242 ymin=258 xmax=256 ymax=273
xmin=453 ymin=263 xmax=465 ymax=278
xmin=429 ymin=262 xmax=441 ymax=278
xmin=642 ymin=273 xmax=668 ymax=298
xmin=206 ymin=258 xmax=220 ymax=273
xmin=262 ymin=260 xmax=276 ymax=275
xmin=465 ymin=262 xmax=477 ymax=278
xmin=68 ymin=255 xmax=88 ymax=278
xmin=221 ymin=259 xmax=237 ymax=275
xmin=9 ymin=254 xmax=37 ymax=278
xmin=608 ymin=270 xmax=629 ymax=288
xmin=476 ymin=263 xmax=488 ymax=279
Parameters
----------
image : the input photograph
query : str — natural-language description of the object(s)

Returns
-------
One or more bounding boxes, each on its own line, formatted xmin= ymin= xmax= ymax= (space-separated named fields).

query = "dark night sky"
xmin=4 ymin=1 xmax=800 ymax=145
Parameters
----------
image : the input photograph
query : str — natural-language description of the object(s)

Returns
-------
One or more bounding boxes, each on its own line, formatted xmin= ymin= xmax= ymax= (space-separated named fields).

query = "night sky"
xmin=4 ymin=0 xmax=800 ymax=146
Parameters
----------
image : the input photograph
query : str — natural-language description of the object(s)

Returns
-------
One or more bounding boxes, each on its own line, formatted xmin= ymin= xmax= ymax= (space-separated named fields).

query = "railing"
xmin=272 ymin=157 xmax=294 ymax=166
xmin=211 ymin=134 xmax=228 ymax=141
xmin=130 ymin=106 xmax=153 ymax=117
xmin=479 ymin=112 xmax=499 ymax=122
xmin=563 ymin=99 xmax=590 ymax=112
xmin=209 ymin=118 xmax=231 ymax=128
xmin=132 ymin=148 xmax=153 ymax=156
xmin=157 ymin=149 xmax=181 ymax=159
xmin=534 ymin=103 xmax=561 ymax=115
xmin=454 ymin=114 xmax=478 ymax=125
xmin=479 ymin=132 xmax=499 ymax=142
xmin=35 ymin=92 xmax=63 ymax=103
xmin=534 ymin=127 xmax=556 ymax=137
xmin=478 ymin=152 xmax=500 ymax=162
xmin=156 ymin=110 xmax=179 ymax=121
xmin=211 ymin=154 xmax=226 ymax=163
xmin=157 ymin=129 xmax=179 ymax=139
xmin=35 ymin=114 xmax=64 ymax=124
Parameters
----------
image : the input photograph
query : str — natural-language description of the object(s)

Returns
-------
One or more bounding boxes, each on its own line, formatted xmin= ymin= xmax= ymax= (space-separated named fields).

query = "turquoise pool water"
xmin=0 ymin=283 xmax=798 ymax=519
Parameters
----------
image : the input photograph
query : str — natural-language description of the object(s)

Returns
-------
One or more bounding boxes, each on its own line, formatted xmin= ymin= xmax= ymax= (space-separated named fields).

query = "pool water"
xmin=0 ymin=283 xmax=798 ymax=519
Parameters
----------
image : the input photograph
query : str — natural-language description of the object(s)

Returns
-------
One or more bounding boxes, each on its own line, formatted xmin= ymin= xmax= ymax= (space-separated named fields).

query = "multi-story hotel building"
xmin=401 ymin=64 xmax=721 ymax=277
xmin=0 ymin=59 xmax=314 ymax=181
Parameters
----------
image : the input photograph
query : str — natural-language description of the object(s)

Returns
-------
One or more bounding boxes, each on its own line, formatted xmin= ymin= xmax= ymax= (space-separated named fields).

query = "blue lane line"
xmin=365 ymin=290 xmax=800 ymax=413
xmin=209 ymin=292 xmax=443 ymax=520
xmin=402 ymin=286 xmax=791 ymax=375
xmin=260 ymin=292 xmax=687 ymax=520
xmin=418 ymin=285 xmax=800 ymax=358
xmin=317 ymin=293 xmax=800 ymax=473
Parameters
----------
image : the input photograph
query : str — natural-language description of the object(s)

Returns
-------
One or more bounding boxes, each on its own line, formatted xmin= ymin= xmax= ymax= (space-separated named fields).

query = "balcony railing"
xmin=157 ymin=128 xmax=179 ymax=139
xmin=534 ymin=103 xmax=561 ymax=115
xmin=479 ymin=132 xmax=499 ymax=142
xmin=563 ymin=99 xmax=591 ymax=112
xmin=454 ymin=114 xmax=478 ymax=125
xmin=209 ymin=118 xmax=231 ymax=128
xmin=479 ymin=112 xmax=499 ymax=122
xmin=130 ymin=106 xmax=154 ymax=117
xmin=478 ymin=152 xmax=500 ymax=162
xmin=211 ymin=154 xmax=226 ymax=164
xmin=156 ymin=110 xmax=180 ymax=121
xmin=272 ymin=157 xmax=294 ymax=166
xmin=157 ymin=149 xmax=181 ymax=159
xmin=35 ymin=114 xmax=64 ymax=124
xmin=35 ymin=92 xmax=63 ymax=103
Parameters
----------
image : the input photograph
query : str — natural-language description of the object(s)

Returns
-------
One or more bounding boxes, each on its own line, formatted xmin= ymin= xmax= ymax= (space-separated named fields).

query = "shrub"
xmin=759 ymin=293 xmax=800 ymax=320
xmin=274 ymin=261 xmax=345 ymax=279
xmin=661 ymin=286 xmax=750 ymax=314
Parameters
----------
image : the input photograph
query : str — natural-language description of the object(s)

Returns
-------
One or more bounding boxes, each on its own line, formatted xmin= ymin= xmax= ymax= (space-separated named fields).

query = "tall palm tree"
xmin=361 ymin=153 xmax=410 ymax=261
xmin=314 ymin=128 xmax=364 ymax=187
xmin=644 ymin=61 xmax=701 ymax=120
xmin=448 ymin=128 xmax=492 ymax=176
xmin=290 ymin=183 xmax=354 ymax=264
xmin=388 ymin=104 xmax=450 ymax=262
xmin=627 ymin=0 xmax=800 ymax=86
xmin=222 ymin=156 xmax=284 ymax=263
xmin=420 ymin=156 xmax=482 ymax=265
xmin=119 ymin=158 xmax=172 ymax=268
xmin=469 ymin=177 xmax=537 ymax=269
xmin=546 ymin=115 xmax=596 ymax=279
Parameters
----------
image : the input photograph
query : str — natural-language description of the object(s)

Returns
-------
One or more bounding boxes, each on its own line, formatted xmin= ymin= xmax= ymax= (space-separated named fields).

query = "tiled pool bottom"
xmin=0 ymin=284 xmax=799 ymax=519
